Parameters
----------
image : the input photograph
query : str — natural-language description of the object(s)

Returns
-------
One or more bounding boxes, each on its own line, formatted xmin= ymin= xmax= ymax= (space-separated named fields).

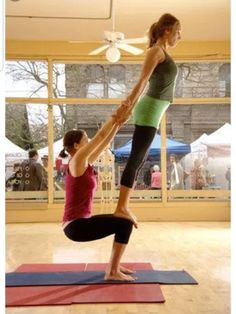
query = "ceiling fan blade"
xmin=122 ymin=36 xmax=148 ymax=44
xmin=117 ymin=43 xmax=144 ymax=55
xmin=89 ymin=45 xmax=109 ymax=55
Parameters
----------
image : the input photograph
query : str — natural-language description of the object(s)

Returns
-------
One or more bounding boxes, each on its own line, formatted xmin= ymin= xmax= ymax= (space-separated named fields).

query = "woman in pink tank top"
xmin=59 ymin=105 xmax=137 ymax=281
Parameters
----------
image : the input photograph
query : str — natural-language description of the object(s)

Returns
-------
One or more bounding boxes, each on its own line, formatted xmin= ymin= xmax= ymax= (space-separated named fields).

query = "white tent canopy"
xmin=182 ymin=123 xmax=231 ymax=189
xmin=38 ymin=139 xmax=63 ymax=157
xmin=189 ymin=123 xmax=231 ymax=157
xmin=204 ymin=123 xmax=231 ymax=144
xmin=5 ymin=138 xmax=28 ymax=165
xmin=5 ymin=138 xmax=28 ymax=179
xmin=201 ymin=123 xmax=231 ymax=157
xmin=190 ymin=133 xmax=208 ymax=155
xmin=5 ymin=138 xmax=27 ymax=155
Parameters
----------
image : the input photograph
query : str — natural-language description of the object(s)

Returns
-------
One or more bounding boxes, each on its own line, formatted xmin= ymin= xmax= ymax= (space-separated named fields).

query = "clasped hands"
xmin=112 ymin=99 xmax=132 ymax=125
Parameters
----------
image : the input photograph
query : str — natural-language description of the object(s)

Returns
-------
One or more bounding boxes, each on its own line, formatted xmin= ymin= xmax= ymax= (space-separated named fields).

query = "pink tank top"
xmin=151 ymin=172 xmax=162 ymax=188
xmin=63 ymin=164 xmax=97 ymax=222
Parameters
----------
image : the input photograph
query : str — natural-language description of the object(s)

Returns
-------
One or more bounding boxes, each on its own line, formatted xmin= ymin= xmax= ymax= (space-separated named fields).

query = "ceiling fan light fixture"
xmin=106 ymin=47 xmax=120 ymax=63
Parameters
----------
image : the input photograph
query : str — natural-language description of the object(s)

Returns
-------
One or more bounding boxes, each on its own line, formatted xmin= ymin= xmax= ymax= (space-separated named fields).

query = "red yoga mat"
xmin=6 ymin=263 xmax=165 ymax=306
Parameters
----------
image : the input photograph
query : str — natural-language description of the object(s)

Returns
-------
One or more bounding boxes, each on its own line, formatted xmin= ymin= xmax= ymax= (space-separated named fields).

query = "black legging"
xmin=121 ymin=125 xmax=157 ymax=188
xmin=63 ymin=214 xmax=133 ymax=244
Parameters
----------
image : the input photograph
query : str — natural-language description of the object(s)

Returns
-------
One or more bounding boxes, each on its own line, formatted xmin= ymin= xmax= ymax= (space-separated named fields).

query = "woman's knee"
xmin=129 ymin=150 xmax=147 ymax=167
xmin=115 ymin=219 xmax=133 ymax=244
xmin=123 ymin=155 xmax=145 ymax=178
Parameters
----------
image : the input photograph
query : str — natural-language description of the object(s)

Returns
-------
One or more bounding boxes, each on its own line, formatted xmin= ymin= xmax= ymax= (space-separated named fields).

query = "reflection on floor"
xmin=6 ymin=221 xmax=230 ymax=314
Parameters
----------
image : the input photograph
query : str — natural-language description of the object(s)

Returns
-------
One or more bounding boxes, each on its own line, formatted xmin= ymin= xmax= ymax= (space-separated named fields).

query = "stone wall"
xmin=166 ymin=104 xmax=230 ymax=143
xmin=175 ymin=63 xmax=230 ymax=98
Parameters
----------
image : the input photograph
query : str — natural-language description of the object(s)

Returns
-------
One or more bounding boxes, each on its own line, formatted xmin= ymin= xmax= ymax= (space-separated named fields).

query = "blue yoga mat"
xmin=6 ymin=270 xmax=198 ymax=287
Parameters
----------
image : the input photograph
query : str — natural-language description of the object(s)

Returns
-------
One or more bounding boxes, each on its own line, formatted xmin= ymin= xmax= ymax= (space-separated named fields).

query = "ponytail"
xmin=148 ymin=22 xmax=159 ymax=48
xmin=59 ymin=147 xmax=68 ymax=158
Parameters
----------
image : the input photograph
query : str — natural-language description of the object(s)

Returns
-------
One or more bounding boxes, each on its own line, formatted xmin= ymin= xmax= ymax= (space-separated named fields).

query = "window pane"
xmin=5 ymin=103 xmax=48 ymax=200
xmin=87 ymin=83 xmax=104 ymax=98
xmin=52 ymin=62 xmax=230 ymax=99
xmin=53 ymin=63 xmax=141 ymax=98
xmin=166 ymin=104 xmax=231 ymax=198
xmin=175 ymin=62 xmax=230 ymax=98
xmin=5 ymin=61 xmax=48 ymax=97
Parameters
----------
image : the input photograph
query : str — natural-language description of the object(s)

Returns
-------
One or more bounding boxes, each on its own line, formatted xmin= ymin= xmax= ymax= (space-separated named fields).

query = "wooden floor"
xmin=6 ymin=221 xmax=230 ymax=314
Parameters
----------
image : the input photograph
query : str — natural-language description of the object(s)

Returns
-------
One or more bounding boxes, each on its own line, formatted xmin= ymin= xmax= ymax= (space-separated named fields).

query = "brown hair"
xmin=148 ymin=13 xmax=180 ymax=48
xmin=59 ymin=129 xmax=85 ymax=158
xmin=28 ymin=149 xmax=38 ymax=159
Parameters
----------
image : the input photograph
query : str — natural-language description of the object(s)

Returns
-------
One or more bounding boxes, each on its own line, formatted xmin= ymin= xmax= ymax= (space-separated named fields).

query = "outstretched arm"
xmin=71 ymin=106 xmax=130 ymax=175
xmin=88 ymin=105 xmax=131 ymax=164
xmin=88 ymin=122 xmax=119 ymax=165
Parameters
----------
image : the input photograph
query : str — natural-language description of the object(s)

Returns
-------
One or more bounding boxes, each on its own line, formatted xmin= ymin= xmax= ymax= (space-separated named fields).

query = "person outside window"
xmin=18 ymin=149 xmax=48 ymax=191
xmin=151 ymin=164 xmax=162 ymax=189
xmin=169 ymin=154 xmax=184 ymax=190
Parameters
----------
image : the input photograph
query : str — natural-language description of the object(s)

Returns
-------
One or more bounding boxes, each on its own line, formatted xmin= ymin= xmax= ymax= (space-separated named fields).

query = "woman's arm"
xmin=124 ymin=46 xmax=165 ymax=109
xmin=70 ymin=106 xmax=130 ymax=176
xmin=88 ymin=104 xmax=132 ymax=164
xmin=88 ymin=122 xmax=120 ymax=165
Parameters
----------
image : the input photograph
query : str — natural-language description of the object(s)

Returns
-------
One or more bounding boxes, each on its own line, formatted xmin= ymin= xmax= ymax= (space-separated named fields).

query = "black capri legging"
xmin=63 ymin=214 xmax=133 ymax=244
xmin=121 ymin=125 xmax=157 ymax=188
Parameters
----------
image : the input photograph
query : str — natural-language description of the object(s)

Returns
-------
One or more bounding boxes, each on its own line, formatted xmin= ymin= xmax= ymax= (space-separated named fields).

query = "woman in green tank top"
xmin=113 ymin=14 xmax=182 ymax=225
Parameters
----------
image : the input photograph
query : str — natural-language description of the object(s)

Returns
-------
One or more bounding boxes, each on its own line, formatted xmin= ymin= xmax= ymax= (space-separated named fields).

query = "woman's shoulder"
xmin=147 ymin=45 xmax=166 ymax=63
xmin=148 ymin=45 xmax=165 ymax=54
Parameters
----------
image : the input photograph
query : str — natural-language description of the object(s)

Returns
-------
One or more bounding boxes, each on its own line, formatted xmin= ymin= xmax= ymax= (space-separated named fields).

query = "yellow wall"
xmin=6 ymin=40 xmax=230 ymax=61
xmin=6 ymin=201 xmax=230 ymax=223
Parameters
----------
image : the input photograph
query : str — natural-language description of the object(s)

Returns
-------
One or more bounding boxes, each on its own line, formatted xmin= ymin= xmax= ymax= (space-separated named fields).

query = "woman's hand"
xmin=121 ymin=99 xmax=132 ymax=108
xmin=112 ymin=103 xmax=132 ymax=125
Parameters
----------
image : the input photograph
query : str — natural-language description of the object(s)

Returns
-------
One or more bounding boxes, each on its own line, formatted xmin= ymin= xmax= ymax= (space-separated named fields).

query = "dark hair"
xmin=148 ymin=13 xmax=180 ymax=48
xmin=28 ymin=149 xmax=38 ymax=159
xmin=58 ymin=129 xmax=85 ymax=158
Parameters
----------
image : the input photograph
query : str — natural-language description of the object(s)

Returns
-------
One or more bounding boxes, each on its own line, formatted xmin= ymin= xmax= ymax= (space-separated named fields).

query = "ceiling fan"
xmin=88 ymin=1 xmax=147 ymax=62
xmin=89 ymin=31 xmax=147 ymax=62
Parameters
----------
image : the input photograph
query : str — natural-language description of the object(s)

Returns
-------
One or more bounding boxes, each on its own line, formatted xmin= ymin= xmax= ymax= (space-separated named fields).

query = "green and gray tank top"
xmin=146 ymin=49 xmax=178 ymax=102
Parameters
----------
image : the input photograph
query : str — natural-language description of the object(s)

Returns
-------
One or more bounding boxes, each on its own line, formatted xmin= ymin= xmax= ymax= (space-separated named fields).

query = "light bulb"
xmin=106 ymin=47 xmax=121 ymax=63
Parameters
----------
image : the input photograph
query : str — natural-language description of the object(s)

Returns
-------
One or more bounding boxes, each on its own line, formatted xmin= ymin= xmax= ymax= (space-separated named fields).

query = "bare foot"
xmin=120 ymin=265 xmax=136 ymax=274
xmin=113 ymin=210 xmax=138 ymax=229
xmin=104 ymin=270 xmax=136 ymax=281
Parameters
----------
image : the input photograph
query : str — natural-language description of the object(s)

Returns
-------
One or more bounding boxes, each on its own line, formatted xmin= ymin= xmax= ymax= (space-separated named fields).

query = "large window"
xmin=6 ymin=61 xmax=230 ymax=99
xmin=51 ymin=62 xmax=231 ymax=99
xmin=5 ymin=60 xmax=230 ymax=203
